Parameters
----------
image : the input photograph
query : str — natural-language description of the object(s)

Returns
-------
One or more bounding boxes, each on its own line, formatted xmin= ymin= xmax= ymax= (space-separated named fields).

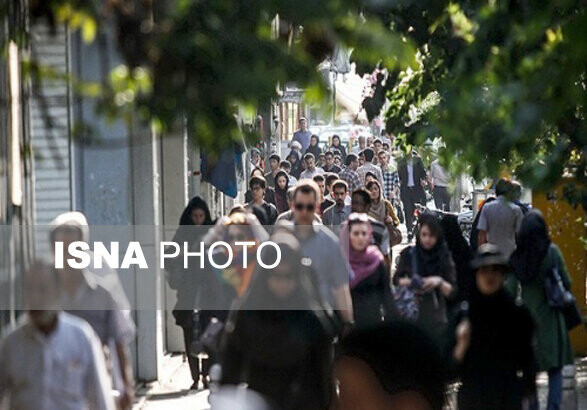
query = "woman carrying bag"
xmin=510 ymin=210 xmax=577 ymax=410
xmin=366 ymin=179 xmax=402 ymax=247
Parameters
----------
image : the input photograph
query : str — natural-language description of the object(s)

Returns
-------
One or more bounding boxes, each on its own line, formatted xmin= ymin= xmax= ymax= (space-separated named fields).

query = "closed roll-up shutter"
xmin=30 ymin=23 xmax=72 ymax=255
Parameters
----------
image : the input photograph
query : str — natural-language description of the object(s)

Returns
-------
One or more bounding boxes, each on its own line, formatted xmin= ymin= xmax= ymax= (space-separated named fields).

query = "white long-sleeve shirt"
xmin=0 ymin=312 xmax=115 ymax=410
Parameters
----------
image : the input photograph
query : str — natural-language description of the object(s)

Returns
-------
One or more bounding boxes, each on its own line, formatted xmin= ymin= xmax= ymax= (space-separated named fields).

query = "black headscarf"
xmin=441 ymin=215 xmax=473 ymax=302
xmin=416 ymin=214 xmax=451 ymax=277
xmin=179 ymin=196 xmax=213 ymax=226
xmin=174 ymin=196 xmax=213 ymax=244
xmin=510 ymin=210 xmax=551 ymax=284
xmin=274 ymin=170 xmax=290 ymax=213
xmin=287 ymin=150 xmax=302 ymax=179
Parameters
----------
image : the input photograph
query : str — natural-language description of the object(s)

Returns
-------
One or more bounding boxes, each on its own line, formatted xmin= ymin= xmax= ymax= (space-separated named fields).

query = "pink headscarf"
xmin=339 ymin=216 xmax=384 ymax=289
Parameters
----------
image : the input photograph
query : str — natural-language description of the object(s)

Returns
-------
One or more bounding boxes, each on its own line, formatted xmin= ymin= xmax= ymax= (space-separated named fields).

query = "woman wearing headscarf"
xmin=394 ymin=214 xmax=456 ymax=338
xmin=220 ymin=231 xmax=335 ymax=410
xmin=441 ymin=214 xmax=474 ymax=306
xmin=287 ymin=149 xmax=303 ymax=179
xmin=165 ymin=196 xmax=214 ymax=389
xmin=448 ymin=244 xmax=537 ymax=410
xmin=366 ymin=180 xmax=399 ymax=226
xmin=305 ymin=134 xmax=322 ymax=159
xmin=510 ymin=210 xmax=574 ymax=410
xmin=273 ymin=170 xmax=290 ymax=214
xmin=329 ymin=134 xmax=347 ymax=160
xmin=340 ymin=213 xmax=397 ymax=328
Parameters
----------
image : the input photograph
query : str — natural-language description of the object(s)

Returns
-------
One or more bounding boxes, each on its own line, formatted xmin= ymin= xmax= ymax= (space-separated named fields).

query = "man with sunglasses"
xmin=291 ymin=181 xmax=354 ymax=324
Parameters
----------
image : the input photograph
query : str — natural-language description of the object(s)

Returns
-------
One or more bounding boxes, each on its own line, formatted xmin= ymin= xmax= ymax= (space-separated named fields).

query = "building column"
xmin=160 ymin=127 xmax=188 ymax=352
xmin=130 ymin=124 xmax=164 ymax=381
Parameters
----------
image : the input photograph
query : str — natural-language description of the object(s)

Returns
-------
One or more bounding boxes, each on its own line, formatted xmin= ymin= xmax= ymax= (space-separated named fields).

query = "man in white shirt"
xmin=0 ymin=261 xmax=115 ymax=410
xmin=299 ymin=153 xmax=324 ymax=180
xmin=50 ymin=213 xmax=135 ymax=409
xmin=351 ymin=135 xmax=367 ymax=155
xmin=429 ymin=156 xmax=451 ymax=211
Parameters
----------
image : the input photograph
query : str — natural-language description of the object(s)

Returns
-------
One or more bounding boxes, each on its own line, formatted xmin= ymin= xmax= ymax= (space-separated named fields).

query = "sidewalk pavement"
xmin=132 ymin=353 xmax=210 ymax=410
xmin=133 ymin=355 xmax=587 ymax=410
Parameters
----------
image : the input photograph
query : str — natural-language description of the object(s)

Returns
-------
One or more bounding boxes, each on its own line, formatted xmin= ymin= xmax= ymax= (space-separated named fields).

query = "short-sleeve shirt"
xmin=0 ymin=312 xmax=115 ymax=410
xmin=298 ymin=225 xmax=350 ymax=306
xmin=61 ymin=271 xmax=135 ymax=346
xmin=477 ymin=196 xmax=523 ymax=258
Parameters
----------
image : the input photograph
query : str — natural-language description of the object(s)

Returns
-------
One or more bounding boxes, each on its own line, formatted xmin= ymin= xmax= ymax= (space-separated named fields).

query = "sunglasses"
xmin=294 ymin=203 xmax=315 ymax=212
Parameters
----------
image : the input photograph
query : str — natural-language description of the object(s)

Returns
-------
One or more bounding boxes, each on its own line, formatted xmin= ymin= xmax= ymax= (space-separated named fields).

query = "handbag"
xmin=393 ymin=247 xmax=421 ymax=321
xmin=385 ymin=201 xmax=403 ymax=247
xmin=544 ymin=246 xmax=584 ymax=330
xmin=387 ymin=224 xmax=403 ymax=247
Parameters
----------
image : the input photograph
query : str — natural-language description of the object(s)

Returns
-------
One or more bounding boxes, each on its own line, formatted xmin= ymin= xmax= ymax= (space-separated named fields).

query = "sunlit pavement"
xmin=133 ymin=356 xmax=587 ymax=409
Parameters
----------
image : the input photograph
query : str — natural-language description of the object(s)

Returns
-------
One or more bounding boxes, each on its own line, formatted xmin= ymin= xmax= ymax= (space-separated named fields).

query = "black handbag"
xmin=544 ymin=247 xmax=584 ymax=330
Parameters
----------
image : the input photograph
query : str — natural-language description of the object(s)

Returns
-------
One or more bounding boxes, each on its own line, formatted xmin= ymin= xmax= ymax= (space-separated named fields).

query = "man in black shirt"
xmin=245 ymin=176 xmax=278 ymax=225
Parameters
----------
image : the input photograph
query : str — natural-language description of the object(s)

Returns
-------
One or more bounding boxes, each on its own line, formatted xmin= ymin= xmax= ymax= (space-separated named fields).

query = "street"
xmin=133 ymin=355 xmax=587 ymax=409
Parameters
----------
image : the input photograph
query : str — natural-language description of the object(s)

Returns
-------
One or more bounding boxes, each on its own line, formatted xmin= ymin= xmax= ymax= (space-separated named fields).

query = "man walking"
xmin=245 ymin=176 xmax=278 ymax=225
xmin=339 ymin=153 xmax=362 ymax=194
xmin=0 ymin=261 xmax=115 ymax=410
xmin=430 ymin=153 xmax=451 ymax=211
xmin=322 ymin=151 xmax=342 ymax=174
xmin=477 ymin=179 xmax=523 ymax=258
xmin=292 ymin=117 xmax=312 ymax=153
xmin=291 ymin=181 xmax=354 ymax=324
xmin=378 ymin=150 xmax=399 ymax=202
xmin=322 ymin=180 xmax=351 ymax=229
xmin=264 ymin=153 xmax=281 ymax=188
xmin=351 ymin=135 xmax=367 ymax=154
xmin=299 ymin=153 xmax=324 ymax=180
xmin=357 ymin=148 xmax=384 ymax=185
xmin=397 ymin=149 xmax=427 ymax=238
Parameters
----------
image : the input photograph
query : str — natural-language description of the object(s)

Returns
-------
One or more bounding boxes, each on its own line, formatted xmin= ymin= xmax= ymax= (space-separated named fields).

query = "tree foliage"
xmin=364 ymin=0 xmax=586 ymax=207
xmin=1 ymin=0 xmax=416 ymax=152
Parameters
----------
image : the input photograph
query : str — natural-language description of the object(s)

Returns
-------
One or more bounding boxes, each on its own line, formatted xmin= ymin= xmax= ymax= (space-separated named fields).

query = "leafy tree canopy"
xmin=1 ymin=0 xmax=416 ymax=151
xmin=363 ymin=0 xmax=585 ymax=207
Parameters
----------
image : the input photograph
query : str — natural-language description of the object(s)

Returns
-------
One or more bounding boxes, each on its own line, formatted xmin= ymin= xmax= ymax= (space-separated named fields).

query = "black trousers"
xmin=181 ymin=312 xmax=214 ymax=384
xmin=401 ymin=187 xmax=426 ymax=229
xmin=433 ymin=186 xmax=451 ymax=211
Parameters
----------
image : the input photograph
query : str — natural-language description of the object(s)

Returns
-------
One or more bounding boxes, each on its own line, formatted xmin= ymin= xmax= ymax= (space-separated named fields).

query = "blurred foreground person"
xmin=0 ymin=261 xmax=115 ymax=410
xmin=394 ymin=214 xmax=456 ymax=338
xmin=51 ymin=212 xmax=135 ymax=409
xmin=449 ymin=244 xmax=536 ymax=410
xmin=340 ymin=214 xmax=397 ymax=328
xmin=334 ymin=322 xmax=448 ymax=410
xmin=219 ymin=231 xmax=335 ymax=410
xmin=165 ymin=196 xmax=214 ymax=389
xmin=510 ymin=211 xmax=575 ymax=410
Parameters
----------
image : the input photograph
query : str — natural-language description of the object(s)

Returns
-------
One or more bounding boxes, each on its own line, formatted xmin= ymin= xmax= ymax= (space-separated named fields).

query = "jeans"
xmin=547 ymin=367 xmax=563 ymax=410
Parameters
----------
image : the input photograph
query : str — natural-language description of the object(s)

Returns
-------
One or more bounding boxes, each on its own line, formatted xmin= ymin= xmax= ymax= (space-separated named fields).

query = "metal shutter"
xmin=30 ymin=23 xmax=72 ymax=254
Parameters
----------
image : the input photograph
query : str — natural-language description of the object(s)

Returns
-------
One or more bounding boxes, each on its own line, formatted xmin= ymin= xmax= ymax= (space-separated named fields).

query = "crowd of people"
xmin=0 ymin=118 xmax=580 ymax=410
